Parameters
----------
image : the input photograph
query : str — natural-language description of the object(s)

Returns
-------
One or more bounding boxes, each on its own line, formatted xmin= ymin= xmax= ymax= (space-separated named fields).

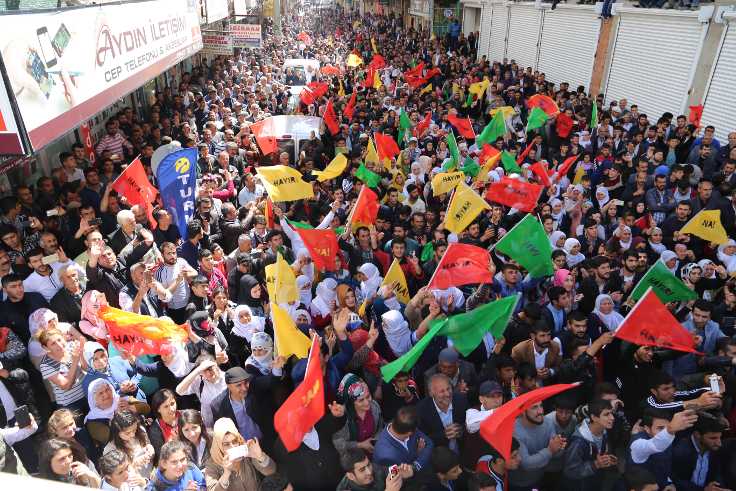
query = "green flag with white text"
xmin=495 ymin=214 xmax=554 ymax=278
xmin=630 ymin=260 xmax=698 ymax=304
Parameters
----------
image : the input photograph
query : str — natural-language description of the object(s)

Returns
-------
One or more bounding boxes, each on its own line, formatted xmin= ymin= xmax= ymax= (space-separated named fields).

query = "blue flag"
xmin=157 ymin=148 xmax=197 ymax=239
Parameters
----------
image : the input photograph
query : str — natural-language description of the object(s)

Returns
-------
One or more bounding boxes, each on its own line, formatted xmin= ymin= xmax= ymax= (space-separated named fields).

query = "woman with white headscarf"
xmin=549 ymin=231 xmax=567 ymax=250
xmin=358 ymin=263 xmax=383 ymax=302
xmin=431 ymin=287 xmax=465 ymax=313
xmin=647 ymin=227 xmax=667 ymax=256
xmin=244 ymin=332 xmax=284 ymax=378
xmin=297 ymin=275 xmax=313 ymax=307
xmin=310 ymin=277 xmax=338 ymax=328
xmin=549 ymin=198 xmax=566 ymax=225
xmin=231 ymin=305 xmax=265 ymax=343
xmin=660 ymin=250 xmax=679 ymax=275
xmin=381 ymin=303 xmax=436 ymax=358
xmin=563 ymin=238 xmax=586 ymax=268
xmin=717 ymin=239 xmax=736 ymax=274
xmin=592 ymin=294 xmax=625 ymax=332
xmin=28 ymin=308 xmax=79 ymax=368
xmin=595 ymin=186 xmax=610 ymax=211
xmin=85 ymin=378 xmax=119 ymax=445
xmin=611 ymin=225 xmax=633 ymax=251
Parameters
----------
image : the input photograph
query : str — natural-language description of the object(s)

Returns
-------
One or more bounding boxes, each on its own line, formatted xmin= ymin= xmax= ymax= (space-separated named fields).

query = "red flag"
xmin=323 ymin=100 xmax=340 ymax=136
xmin=344 ymin=91 xmax=358 ymax=121
xmin=403 ymin=62 xmax=424 ymax=80
xmin=350 ymin=186 xmax=380 ymax=225
xmin=486 ymin=177 xmax=543 ymax=213
xmin=480 ymin=384 xmax=578 ymax=460
xmin=480 ymin=143 xmax=501 ymax=164
xmin=414 ymin=111 xmax=432 ymax=138
xmin=428 ymin=243 xmax=492 ymax=290
xmin=250 ymin=118 xmax=278 ymax=155
xmin=555 ymin=112 xmax=574 ymax=138
xmin=274 ymin=336 xmax=325 ymax=451
xmin=527 ymin=94 xmax=560 ymax=116
xmin=530 ymin=161 xmax=551 ymax=187
xmin=111 ymin=157 xmax=157 ymax=226
xmin=414 ymin=67 xmax=441 ymax=88
xmin=300 ymin=82 xmax=329 ymax=105
xmin=447 ymin=114 xmax=476 ymax=139
xmin=296 ymin=228 xmax=339 ymax=272
xmin=369 ymin=54 xmax=386 ymax=70
xmin=265 ymin=198 xmax=275 ymax=229
xmin=297 ymin=32 xmax=312 ymax=45
xmin=634 ymin=213 xmax=651 ymax=231
xmin=374 ymin=132 xmax=400 ymax=161
xmin=614 ymin=288 xmax=701 ymax=354
xmin=515 ymin=143 xmax=534 ymax=164
xmin=364 ymin=66 xmax=376 ymax=90
xmin=554 ymin=155 xmax=579 ymax=182
xmin=688 ymin=105 xmax=704 ymax=129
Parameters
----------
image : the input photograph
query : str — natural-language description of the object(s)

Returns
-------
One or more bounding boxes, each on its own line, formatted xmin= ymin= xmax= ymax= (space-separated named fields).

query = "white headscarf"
xmin=698 ymin=259 xmax=716 ymax=279
xmin=593 ymin=294 xmax=624 ymax=331
xmin=28 ymin=308 xmax=58 ymax=361
xmin=84 ymin=379 xmax=119 ymax=423
xmin=549 ymin=231 xmax=567 ymax=250
xmin=563 ymin=238 xmax=586 ymax=268
xmin=431 ymin=287 xmax=465 ymax=312
xmin=296 ymin=248 xmax=316 ymax=280
xmin=648 ymin=227 xmax=666 ymax=254
xmin=717 ymin=240 xmax=736 ymax=274
xmin=549 ymin=198 xmax=565 ymax=222
xmin=659 ymin=250 xmax=679 ymax=274
xmin=359 ymin=263 xmax=383 ymax=300
xmin=297 ymin=275 xmax=313 ymax=307
xmin=310 ymin=278 xmax=337 ymax=317
xmin=595 ymin=186 xmax=610 ymax=209
xmin=231 ymin=305 xmax=265 ymax=341
xmin=614 ymin=226 xmax=632 ymax=250
xmin=245 ymin=332 xmax=274 ymax=375
xmin=381 ymin=310 xmax=412 ymax=357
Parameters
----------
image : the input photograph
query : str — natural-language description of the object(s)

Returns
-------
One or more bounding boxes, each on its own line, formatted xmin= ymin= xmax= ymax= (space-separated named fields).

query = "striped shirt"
xmin=40 ymin=354 xmax=85 ymax=407
xmin=95 ymin=132 xmax=132 ymax=157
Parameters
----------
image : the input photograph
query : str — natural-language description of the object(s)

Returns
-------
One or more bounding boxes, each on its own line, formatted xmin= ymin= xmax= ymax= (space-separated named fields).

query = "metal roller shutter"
xmin=604 ymin=11 xmax=704 ymax=120
xmin=478 ymin=4 xmax=491 ymax=60
xmin=701 ymin=22 xmax=736 ymax=142
xmin=489 ymin=3 xmax=508 ymax=63
xmin=506 ymin=5 xmax=542 ymax=70
xmin=537 ymin=7 xmax=600 ymax=90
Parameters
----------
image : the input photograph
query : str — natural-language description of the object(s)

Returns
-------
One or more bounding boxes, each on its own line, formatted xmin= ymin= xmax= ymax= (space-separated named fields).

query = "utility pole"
xmin=274 ymin=0 xmax=282 ymax=36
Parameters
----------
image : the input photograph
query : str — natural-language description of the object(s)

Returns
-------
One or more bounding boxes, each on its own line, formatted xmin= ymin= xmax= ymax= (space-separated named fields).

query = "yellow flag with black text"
xmin=256 ymin=165 xmax=314 ymax=202
xmin=444 ymin=182 xmax=490 ymax=234
xmin=680 ymin=209 xmax=729 ymax=244
xmin=365 ymin=138 xmax=380 ymax=166
xmin=381 ymin=258 xmax=410 ymax=304
xmin=265 ymin=253 xmax=299 ymax=304
xmin=312 ymin=154 xmax=348 ymax=182
xmin=432 ymin=171 xmax=464 ymax=196
xmin=272 ymin=303 xmax=311 ymax=359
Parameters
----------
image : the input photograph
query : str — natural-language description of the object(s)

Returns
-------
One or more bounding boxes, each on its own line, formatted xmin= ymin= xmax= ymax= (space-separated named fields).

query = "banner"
xmin=0 ymin=0 xmax=202 ymax=152
xmin=78 ymin=122 xmax=96 ymax=164
xmin=100 ymin=306 xmax=188 ymax=356
xmin=230 ymin=23 xmax=261 ymax=48
xmin=0 ymin=69 xmax=25 ymax=155
xmin=157 ymin=148 xmax=197 ymax=239
xmin=205 ymin=0 xmax=230 ymax=24
xmin=202 ymin=32 xmax=233 ymax=55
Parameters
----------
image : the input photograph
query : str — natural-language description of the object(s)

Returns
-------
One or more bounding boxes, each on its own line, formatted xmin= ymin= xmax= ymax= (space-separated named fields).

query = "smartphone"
xmin=227 ymin=445 xmax=249 ymax=460
xmin=25 ymin=50 xmax=51 ymax=97
xmin=709 ymin=374 xmax=720 ymax=394
xmin=42 ymin=253 xmax=59 ymax=265
xmin=388 ymin=465 xmax=399 ymax=478
xmin=15 ymin=405 xmax=31 ymax=428
xmin=37 ymin=27 xmax=57 ymax=68
xmin=46 ymin=209 xmax=59 ymax=217
xmin=88 ymin=218 xmax=103 ymax=226
xmin=52 ymin=23 xmax=71 ymax=58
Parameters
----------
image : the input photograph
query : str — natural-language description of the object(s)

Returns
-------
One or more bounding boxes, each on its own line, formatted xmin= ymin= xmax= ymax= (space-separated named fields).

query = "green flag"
xmin=420 ymin=241 xmax=434 ymax=262
xmin=381 ymin=320 xmax=445 ymax=382
xmin=526 ymin=107 xmax=549 ymax=133
xmin=438 ymin=293 xmax=520 ymax=356
xmin=495 ymin=214 xmax=554 ymax=278
xmin=356 ymin=163 xmax=381 ymax=188
xmin=464 ymin=92 xmax=473 ymax=108
xmin=630 ymin=260 xmax=698 ymax=304
xmin=460 ymin=155 xmax=480 ymax=178
xmin=476 ymin=110 xmax=506 ymax=146
xmin=590 ymin=99 xmax=598 ymax=130
xmin=398 ymin=108 xmax=412 ymax=145
xmin=500 ymin=151 xmax=522 ymax=174
xmin=285 ymin=218 xmax=313 ymax=230
xmin=447 ymin=130 xmax=460 ymax=169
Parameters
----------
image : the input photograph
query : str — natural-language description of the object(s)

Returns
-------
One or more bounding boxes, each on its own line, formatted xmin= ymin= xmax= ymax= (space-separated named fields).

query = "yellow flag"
xmin=373 ymin=70 xmax=382 ymax=90
xmin=476 ymin=153 xmax=501 ymax=183
xmin=489 ymin=106 xmax=516 ymax=120
xmin=452 ymin=83 xmax=462 ymax=97
xmin=265 ymin=253 xmax=298 ymax=304
xmin=256 ymin=165 xmax=314 ymax=202
xmin=432 ymin=171 xmax=464 ymax=196
xmin=338 ymin=79 xmax=345 ymax=97
xmin=419 ymin=84 xmax=433 ymax=95
xmin=381 ymin=258 xmax=410 ymax=304
xmin=371 ymin=37 xmax=379 ymax=54
xmin=365 ymin=138 xmax=379 ymax=166
xmin=347 ymin=53 xmax=363 ymax=67
xmin=469 ymin=79 xmax=490 ymax=100
xmin=680 ymin=209 xmax=729 ymax=244
xmin=572 ymin=163 xmax=586 ymax=185
xmin=272 ymin=303 xmax=311 ymax=359
xmin=312 ymin=154 xmax=348 ymax=182
xmin=444 ymin=182 xmax=490 ymax=234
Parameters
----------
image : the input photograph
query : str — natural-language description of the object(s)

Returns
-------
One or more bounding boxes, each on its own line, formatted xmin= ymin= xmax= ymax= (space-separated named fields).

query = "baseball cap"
xmin=479 ymin=380 xmax=503 ymax=396
xmin=225 ymin=367 xmax=253 ymax=385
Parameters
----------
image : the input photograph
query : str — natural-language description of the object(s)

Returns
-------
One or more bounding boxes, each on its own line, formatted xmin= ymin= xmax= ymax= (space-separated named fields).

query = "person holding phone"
xmin=38 ymin=438 xmax=101 ymax=487
xmin=204 ymin=417 xmax=275 ymax=491
xmin=333 ymin=374 xmax=384 ymax=457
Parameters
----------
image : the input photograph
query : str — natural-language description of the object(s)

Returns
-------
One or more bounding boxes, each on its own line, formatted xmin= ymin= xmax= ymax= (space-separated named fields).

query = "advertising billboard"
xmin=231 ymin=23 xmax=262 ymax=49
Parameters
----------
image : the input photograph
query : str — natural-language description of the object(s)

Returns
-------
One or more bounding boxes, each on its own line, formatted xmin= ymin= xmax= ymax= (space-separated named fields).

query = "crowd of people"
xmin=1 ymin=4 xmax=736 ymax=491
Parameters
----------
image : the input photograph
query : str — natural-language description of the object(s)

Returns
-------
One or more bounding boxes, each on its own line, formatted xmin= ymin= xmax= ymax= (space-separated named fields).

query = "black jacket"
xmin=209 ymin=383 xmax=276 ymax=452
xmin=416 ymin=393 xmax=468 ymax=450
xmin=108 ymin=227 xmax=133 ymax=255
xmin=3 ymin=292 xmax=48 ymax=343
xmin=50 ymin=287 xmax=83 ymax=326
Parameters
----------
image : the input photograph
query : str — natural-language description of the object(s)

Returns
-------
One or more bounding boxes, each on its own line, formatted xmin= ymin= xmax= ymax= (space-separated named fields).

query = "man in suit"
xmin=416 ymin=374 xmax=468 ymax=453
xmin=511 ymin=322 xmax=561 ymax=386
xmin=374 ymin=405 xmax=434 ymax=471
xmin=210 ymin=367 xmax=276 ymax=451
xmin=50 ymin=263 xmax=84 ymax=325
xmin=671 ymin=416 xmax=726 ymax=491
xmin=108 ymin=209 xmax=136 ymax=255
xmin=423 ymin=347 xmax=478 ymax=397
